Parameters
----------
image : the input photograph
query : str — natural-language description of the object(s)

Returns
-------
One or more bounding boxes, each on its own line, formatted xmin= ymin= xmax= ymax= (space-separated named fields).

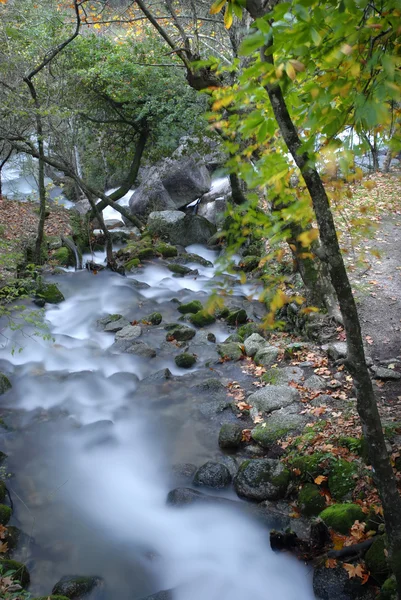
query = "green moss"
xmin=328 ymin=458 xmax=358 ymax=500
xmin=0 ymin=373 xmax=11 ymax=395
xmin=125 ymin=258 xmax=140 ymax=270
xmin=217 ymin=342 xmax=243 ymax=361
xmin=237 ymin=323 xmax=261 ymax=340
xmin=70 ymin=211 xmax=88 ymax=253
xmin=380 ymin=577 xmax=397 ymax=600
xmin=365 ymin=536 xmax=389 ymax=582
xmin=287 ymin=452 xmax=330 ymax=481
xmin=251 ymin=424 xmax=292 ymax=448
xmin=298 ymin=483 xmax=326 ymax=516
xmin=0 ymin=481 xmax=6 ymax=503
xmin=37 ymin=283 xmax=64 ymax=304
xmin=262 ymin=369 xmax=281 ymax=385
xmin=177 ymin=300 xmax=203 ymax=315
xmin=53 ymin=246 xmax=72 ymax=266
xmin=145 ymin=312 xmax=162 ymax=325
xmin=137 ymin=247 xmax=156 ymax=260
xmin=4 ymin=526 xmax=20 ymax=553
xmin=155 ymin=243 xmax=178 ymax=258
xmin=226 ymin=309 xmax=247 ymax=326
xmin=168 ymin=263 xmax=193 ymax=276
xmin=167 ymin=325 xmax=196 ymax=341
xmin=270 ymin=468 xmax=290 ymax=490
xmin=175 ymin=353 xmax=196 ymax=368
xmin=320 ymin=503 xmax=364 ymax=534
xmin=189 ymin=311 xmax=216 ymax=327
xmin=214 ymin=307 xmax=230 ymax=319
xmin=0 ymin=559 xmax=30 ymax=587
xmin=0 ymin=504 xmax=12 ymax=525
xmin=33 ymin=596 xmax=70 ymax=600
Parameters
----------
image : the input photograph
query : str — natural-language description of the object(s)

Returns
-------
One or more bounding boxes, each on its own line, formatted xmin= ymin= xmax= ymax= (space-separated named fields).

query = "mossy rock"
xmin=320 ymin=503 xmax=364 ymax=534
xmin=337 ymin=435 xmax=369 ymax=462
xmin=0 ymin=481 xmax=6 ymax=503
xmin=37 ymin=283 xmax=64 ymax=304
xmin=214 ymin=307 xmax=230 ymax=319
xmin=0 ymin=373 xmax=11 ymax=395
xmin=167 ymin=263 xmax=193 ymax=276
xmin=0 ymin=559 xmax=30 ymax=588
xmin=189 ymin=311 xmax=216 ymax=327
xmin=298 ymin=483 xmax=326 ymax=516
xmin=145 ymin=312 xmax=162 ymax=325
xmin=234 ymin=458 xmax=290 ymax=501
xmin=237 ymin=323 xmax=262 ymax=340
xmin=365 ymin=536 xmax=389 ymax=583
xmin=218 ymin=423 xmax=243 ymax=449
xmin=239 ymin=255 xmax=260 ymax=272
xmin=69 ymin=211 xmax=89 ymax=252
xmin=138 ymin=247 xmax=156 ymax=260
xmin=225 ymin=309 xmax=247 ymax=326
xmin=155 ymin=242 xmax=178 ymax=258
xmin=52 ymin=575 xmax=104 ymax=599
xmin=33 ymin=596 xmax=70 ymax=600
xmin=252 ymin=423 xmax=294 ymax=447
xmin=243 ymin=242 xmax=264 ymax=258
xmin=125 ymin=258 xmax=141 ymax=271
xmin=288 ymin=452 xmax=328 ymax=481
xmin=4 ymin=526 xmax=20 ymax=553
xmin=167 ymin=325 xmax=196 ymax=342
xmin=217 ymin=342 xmax=243 ymax=361
xmin=261 ymin=369 xmax=281 ymax=385
xmin=175 ymin=353 xmax=196 ymax=368
xmin=328 ymin=458 xmax=358 ymax=500
xmin=177 ymin=300 xmax=203 ymax=315
xmin=224 ymin=333 xmax=242 ymax=343
xmin=0 ymin=504 xmax=12 ymax=525
xmin=380 ymin=576 xmax=397 ymax=600
xmin=53 ymin=246 xmax=73 ymax=267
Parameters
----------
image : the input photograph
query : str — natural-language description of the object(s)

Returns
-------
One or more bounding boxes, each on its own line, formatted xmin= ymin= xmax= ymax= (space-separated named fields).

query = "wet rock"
xmin=130 ymin=279 xmax=151 ymax=290
xmin=0 ymin=373 xmax=11 ymax=395
xmin=298 ymin=483 xmax=326 ymax=516
xmin=234 ymin=458 xmax=290 ymax=501
xmin=141 ymin=369 xmax=172 ymax=384
xmin=138 ymin=591 xmax=172 ymax=600
xmin=167 ymin=264 xmax=198 ymax=277
xmin=217 ymin=342 xmax=243 ymax=361
xmin=0 ymin=504 xmax=12 ymax=525
xmin=224 ymin=333 xmax=242 ymax=343
xmin=371 ymin=366 xmax=401 ymax=380
xmin=193 ymin=461 xmax=232 ymax=488
xmin=167 ymin=487 xmax=222 ymax=506
xmin=254 ymin=346 xmax=279 ymax=367
xmin=191 ymin=378 xmax=226 ymax=394
xmin=145 ymin=312 xmax=162 ymax=325
xmin=172 ymin=463 xmax=197 ymax=481
xmin=125 ymin=341 xmax=157 ymax=358
xmin=262 ymin=366 xmax=304 ymax=385
xmin=166 ymin=325 xmax=196 ymax=342
xmin=320 ymin=504 xmax=364 ymax=534
xmin=313 ymin=564 xmax=362 ymax=600
xmin=155 ymin=243 xmax=178 ymax=258
xmin=0 ymin=559 xmax=30 ymax=587
xmin=237 ymin=323 xmax=263 ymax=340
xmin=283 ymin=342 xmax=312 ymax=359
xmin=177 ymin=300 xmax=203 ymax=314
xmin=364 ymin=536 xmax=389 ymax=582
xmin=104 ymin=317 xmax=129 ymax=333
xmin=247 ymin=386 xmax=300 ymax=414
xmin=189 ymin=311 xmax=216 ymax=327
xmin=147 ymin=211 xmax=216 ymax=246
xmin=0 ymin=481 xmax=6 ymax=503
xmin=52 ymin=575 xmax=105 ymax=599
xmin=251 ymin=410 xmax=307 ymax=447
xmin=327 ymin=342 xmax=347 ymax=360
xmin=175 ymin=353 xmax=196 ymax=368
xmin=97 ymin=314 xmax=123 ymax=328
xmin=304 ymin=374 xmax=327 ymax=390
xmin=172 ymin=253 xmax=213 ymax=267
xmin=244 ymin=333 xmax=267 ymax=357
xmin=225 ymin=309 xmax=247 ymax=326
xmin=115 ymin=325 xmax=142 ymax=341
xmin=218 ymin=423 xmax=243 ymax=449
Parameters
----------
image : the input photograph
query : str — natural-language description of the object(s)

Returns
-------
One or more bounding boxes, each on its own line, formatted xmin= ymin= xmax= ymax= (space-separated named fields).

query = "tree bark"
xmin=261 ymin=41 xmax=401 ymax=595
xmin=0 ymin=147 xmax=12 ymax=197
xmin=229 ymin=173 xmax=247 ymax=205
xmin=86 ymin=192 xmax=116 ymax=270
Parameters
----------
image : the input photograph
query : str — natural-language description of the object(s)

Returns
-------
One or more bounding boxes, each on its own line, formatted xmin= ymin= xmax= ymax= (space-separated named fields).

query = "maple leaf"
xmin=0 ymin=525 xmax=7 ymax=540
xmin=314 ymin=475 xmax=328 ymax=485
xmin=325 ymin=558 xmax=337 ymax=569
xmin=343 ymin=563 xmax=368 ymax=580
xmin=237 ymin=402 xmax=252 ymax=411
xmin=241 ymin=429 xmax=252 ymax=442
xmin=0 ymin=541 xmax=8 ymax=553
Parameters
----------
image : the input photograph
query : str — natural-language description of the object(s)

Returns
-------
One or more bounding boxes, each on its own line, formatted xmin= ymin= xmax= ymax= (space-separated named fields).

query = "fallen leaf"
xmin=325 ymin=558 xmax=338 ymax=569
xmin=314 ymin=475 xmax=328 ymax=485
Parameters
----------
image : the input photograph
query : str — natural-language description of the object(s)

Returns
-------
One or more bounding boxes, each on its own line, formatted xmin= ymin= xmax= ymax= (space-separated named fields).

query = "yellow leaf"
xmin=224 ymin=2 xmax=233 ymax=28
xmin=212 ymin=94 xmax=235 ymax=111
xmin=314 ymin=475 xmax=328 ymax=485
xmin=210 ymin=0 xmax=227 ymax=14
xmin=285 ymin=62 xmax=296 ymax=81
xmin=297 ymin=228 xmax=319 ymax=247
xmin=289 ymin=59 xmax=305 ymax=72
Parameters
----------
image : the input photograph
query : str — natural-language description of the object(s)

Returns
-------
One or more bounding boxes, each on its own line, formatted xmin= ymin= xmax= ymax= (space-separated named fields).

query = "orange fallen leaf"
xmin=314 ymin=475 xmax=328 ymax=485
xmin=325 ymin=558 xmax=338 ymax=569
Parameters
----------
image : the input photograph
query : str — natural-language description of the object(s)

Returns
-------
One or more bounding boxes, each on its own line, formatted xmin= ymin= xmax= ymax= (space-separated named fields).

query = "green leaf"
xmin=311 ymin=28 xmax=322 ymax=45
xmin=239 ymin=31 xmax=266 ymax=55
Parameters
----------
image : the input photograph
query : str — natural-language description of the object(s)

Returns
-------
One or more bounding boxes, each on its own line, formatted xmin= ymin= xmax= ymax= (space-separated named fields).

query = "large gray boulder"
xmin=147 ymin=211 xmax=216 ymax=246
xmin=234 ymin=458 xmax=290 ymax=501
xmin=128 ymin=175 xmax=176 ymax=220
xmin=247 ymin=385 xmax=300 ymax=414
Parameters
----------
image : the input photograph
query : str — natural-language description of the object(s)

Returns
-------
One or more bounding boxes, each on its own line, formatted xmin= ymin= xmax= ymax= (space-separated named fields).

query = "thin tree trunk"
xmin=382 ymin=147 xmax=392 ymax=173
xmin=86 ymin=192 xmax=116 ymax=270
xmin=0 ymin=148 xmax=12 ymax=197
xmin=24 ymin=78 xmax=47 ymax=265
xmin=262 ymin=41 xmax=401 ymax=594
xmin=229 ymin=173 xmax=247 ymax=204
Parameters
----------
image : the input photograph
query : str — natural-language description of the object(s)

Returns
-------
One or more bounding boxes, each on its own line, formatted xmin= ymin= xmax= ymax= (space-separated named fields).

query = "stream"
xmin=0 ymin=162 xmax=315 ymax=599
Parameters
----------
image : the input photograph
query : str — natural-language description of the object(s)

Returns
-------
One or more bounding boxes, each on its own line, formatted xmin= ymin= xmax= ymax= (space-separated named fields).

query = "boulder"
xmin=158 ymin=155 xmax=211 ymax=206
xmin=0 ymin=559 xmax=30 ymax=588
xmin=262 ymin=366 xmax=304 ymax=385
xmin=218 ymin=423 xmax=243 ymax=449
xmin=371 ymin=366 xmax=401 ymax=380
xmin=177 ymin=300 xmax=203 ymax=315
xmin=319 ymin=504 xmax=364 ymax=534
xmin=327 ymin=342 xmax=347 ymax=360
xmin=247 ymin=386 xmax=300 ymax=414
xmin=234 ymin=459 xmax=290 ymax=501
xmin=193 ymin=461 xmax=232 ymax=489
xmin=244 ymin=333 xmax=268 ymax=357
xmin=0 ymin=504 xmax=12 ymax=525
xmin=147 ymin=211 xmax=216 ymax=246
xmin=197 ymin=196 xmax=228 ymax=226
xmin=115 ymin=325 xmax=142 ymax=341
xmin=313 ymin=564 xmax=362 ymax=600
xmin=254 ymin=345 xmax=279 ymax=367
xmin=298 ymin=484 xmax=326 ymax=516
xmin=304 ymin=374 xmax=327 ymax=390
xmin=251 ymin=410 xmax=307 ymax=447
xmin=52 ymin=576 xmax=105 ymax=599
xmin=166 ymin=325 xmax=196 ymax=342
xmin=0 ymin=373 xmax=11 ymax=395
xmin=175 ymin=353 xmax=196 ymax=368
xmin=124 ymin=341 xmax=156 ymax=358
xmin=217 ymin=342 xmax=243 ymax=361
xmin=128 ymin=175 xmax=176 ymax=220
xmin=104 ymin=317 xmax=129 ymax=333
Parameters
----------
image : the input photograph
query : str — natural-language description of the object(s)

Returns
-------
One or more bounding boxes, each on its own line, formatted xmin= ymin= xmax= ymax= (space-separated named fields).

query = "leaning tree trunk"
xmin=0 ymin=148 xmax=12 ymax=198
xmin=262 ymin=41 xmax=401 ymax=595
xmin=24 ymin=78 xmax=47 ymax=265
xmin=86 ymin=192 xmax=116 ymax=270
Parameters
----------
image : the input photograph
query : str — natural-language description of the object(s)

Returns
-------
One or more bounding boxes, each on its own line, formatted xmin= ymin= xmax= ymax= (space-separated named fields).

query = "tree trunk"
xmin=0 ymin=148 xmax=12 ymax=198
xmin=86 ymin=192 xmax=116 ymax=270
xmin=382 ymin=147 xmax=393 ymax=173
xmin=262 ymin=42 xmax=401 ymax=595
xmin=229 ymin=173 xmax=247 ymax=205
xmin=24 ymin=78 xmax=47 ymax=265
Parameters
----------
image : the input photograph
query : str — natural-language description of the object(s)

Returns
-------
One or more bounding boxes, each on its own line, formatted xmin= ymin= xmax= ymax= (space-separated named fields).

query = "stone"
xmin=298 ymin=483 xmax=326 ymax=516
xmin=0 ymin=559 xmax=30 ymax=588
xmin=189 ymin=311 xmax=216 ymax=327
xmin=237 ymin=323 xmax=262 ymax=340
xmin=243 ymin=333 xmax=268 ymax=357
xmin=155 ymin=243 xmax=178 ymax=258
xmin=327 ymin=342 xmax=347 ymax=360
xmin=304 ymin=375 xmax=327 ymax=390
xmin=234 ymin=458 xmax=290 ymax=501
xmin=319 ymin=504 xmax=364 ymax=534
xmin=371 ymin=366 xmax=401 ymax=380
xmin=177 ymin=300 xmax=203 ymax=315
xmin=128 ymin=176 xmax=176 ymax=220
xmin=104 ymin=318 xmax=129 ymax=333
xmin=193 ymin=461 xmax=232 ymax=489
xmin=125 ymin=341 xmax=156 ymax=358
xmin=167 ymin=325 xmax=196 ymax=342
xmin=97 ymin=314 xmax=123 ymax=328
xmin=216 ymin=342 xmax=243 ymax=361
xmin=247 ymin=386 xmax=300 ymax=414
xmin=167 ymin=264 xmax=197 ymax=276
xmin=138 ymin=591 xmax=172 ymax=600
xmin=225 ymin=309 xmax=248 ymax=326
xmin=283 ymin=342 xmax=311 ymax=359
xmin=145 ymin=312 xmax=162 ymax=325
xmin=364 ymin=536 xmax=389 ymax=582
xmin=313 ymin=564 xmax=361 ymax=600
xmin=115 ymin=325 xmax=142 ymax=341
xmin=175 ymin=353 xmax=196 ymax=368
xmin=0 ymin=481 xmax=6 ymax=503
xmin=37 ymin=283 xmax=64 ymax=304
xmin=0 ymin=504 xmax=12 ymax=525
xmin=147 ymin=211 xmax=216 ymax=246
xmin=254 ymin=345 xmax=279 ymax=367
xmin=172 ymin=463 xmax=197 ymax=481
xmin=0 ymin=373 xmax=11 ymax=395
xmin=262 ymin=367 xmax=304 ymax=385
xmin=158 ymin=154 xmax=211 ymax=206
xmin=251 ymin=410 xmax=307 ymax=447
xmin=172 ymin=253 xmax=213 ymax=268
xmin=52 ymin=575 xmax=105 ymax=599
xmin=218 ymin=423 xmax=243 ymax=449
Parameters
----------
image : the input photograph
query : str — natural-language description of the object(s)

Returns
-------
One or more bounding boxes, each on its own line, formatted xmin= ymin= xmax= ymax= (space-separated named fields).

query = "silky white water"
xmin=0 ymin=258 xmax=315 ymax=600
